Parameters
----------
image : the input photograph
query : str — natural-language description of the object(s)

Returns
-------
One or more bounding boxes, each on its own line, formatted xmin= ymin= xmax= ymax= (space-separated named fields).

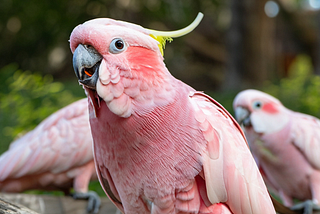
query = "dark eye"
xmin=253 ymin=101 xmax=262 ymax=109
xmin=109 ymin=38 xmax=126 ymax=54
xmin=115 ymin=40 xmax=124 ymax=49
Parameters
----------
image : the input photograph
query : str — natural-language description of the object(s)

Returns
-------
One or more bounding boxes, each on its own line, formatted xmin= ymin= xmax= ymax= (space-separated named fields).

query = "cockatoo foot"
xmin=72 ymin=191 xmax=101 ymax=214
xmin=291 ymin=200 xmax=320 ymax=214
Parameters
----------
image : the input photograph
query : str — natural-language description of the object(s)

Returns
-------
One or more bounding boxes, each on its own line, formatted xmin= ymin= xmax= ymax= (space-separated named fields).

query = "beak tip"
xmin=72 ymin=45 xmax=83 ymax=81
xmin=234 ymin=106 xmax=251 ymax=126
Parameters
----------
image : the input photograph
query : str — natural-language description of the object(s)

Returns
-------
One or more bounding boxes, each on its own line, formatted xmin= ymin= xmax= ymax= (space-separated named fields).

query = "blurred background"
xmin=1 ymin=0 xmax=320 ymax=195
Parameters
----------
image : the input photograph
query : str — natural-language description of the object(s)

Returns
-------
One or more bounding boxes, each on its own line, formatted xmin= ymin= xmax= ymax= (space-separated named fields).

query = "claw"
xmin=291 ymin=200 xmax=320 ymax=214
xmin=72 ymin=191 xmax=101 ymax=214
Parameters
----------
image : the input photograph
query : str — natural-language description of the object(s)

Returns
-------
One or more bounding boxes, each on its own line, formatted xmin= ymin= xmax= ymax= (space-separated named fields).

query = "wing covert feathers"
xmin=291 ymin=112 xmax=320 ymax=170
xmin=0 ymin=99 xmax=93 ymax=181
xmin=189 ymin=92 xmax=275 ymax=214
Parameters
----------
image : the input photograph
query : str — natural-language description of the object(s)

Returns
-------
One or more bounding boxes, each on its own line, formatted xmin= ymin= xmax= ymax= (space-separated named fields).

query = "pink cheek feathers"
xmin=262 ymin=102 xmax=279 ymax=114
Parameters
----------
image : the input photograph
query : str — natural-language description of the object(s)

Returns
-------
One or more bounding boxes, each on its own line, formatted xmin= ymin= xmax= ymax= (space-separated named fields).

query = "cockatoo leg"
xmin=290 ymin=200 xmax=320 ymax=214
xmin=70 ymin=161 xmax=100 ymax=213
xmin=279 ymin=190 xmax=294 ymax=207
xmin=310 ymin=170 xmax=320 ymax=206
xmin=72 ymin=191 xmax=101 ymax=214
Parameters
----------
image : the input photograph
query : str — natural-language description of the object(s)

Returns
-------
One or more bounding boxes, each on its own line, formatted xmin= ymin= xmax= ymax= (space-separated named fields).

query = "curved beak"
xmin=234 ymin=106 xmax=251 ymax=127
xmin=72 ymin=44 xmax=102 ymax=89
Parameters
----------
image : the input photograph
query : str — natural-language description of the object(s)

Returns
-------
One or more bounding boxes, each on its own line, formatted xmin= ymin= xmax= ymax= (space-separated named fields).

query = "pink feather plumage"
xmin=70 ymin=18 xmax=276 ymax=214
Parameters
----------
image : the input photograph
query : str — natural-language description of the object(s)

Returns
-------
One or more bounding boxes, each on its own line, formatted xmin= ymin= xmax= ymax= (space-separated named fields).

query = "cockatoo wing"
xmin=291 ymin=112 xmax=320 ymax=170
xmin=94 ymin=157 xmax=125 ymax=213
xmin=0 ymin=98 xmax=93 ymax=181
xmin=189 ymin=92 xmax=275 ymax=214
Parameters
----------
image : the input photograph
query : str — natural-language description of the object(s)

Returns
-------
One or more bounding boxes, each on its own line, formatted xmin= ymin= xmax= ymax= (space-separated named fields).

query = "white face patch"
xmin=250 ymin=109 xmax=290 ymax=134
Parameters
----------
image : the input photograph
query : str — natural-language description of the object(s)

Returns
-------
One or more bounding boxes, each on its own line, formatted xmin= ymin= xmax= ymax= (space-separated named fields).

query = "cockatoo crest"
xmin=149 ymin=35 xmax=173 ymax=56
xmin=147 ymin=12 xmax=203 ymax=55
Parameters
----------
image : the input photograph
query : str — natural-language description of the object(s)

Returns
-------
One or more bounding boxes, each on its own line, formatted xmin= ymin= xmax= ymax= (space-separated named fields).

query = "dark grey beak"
xmin=72 ymin=44 xmax=103 ymax=89
xmin=234 ymin=106 xmax=251 ymax=127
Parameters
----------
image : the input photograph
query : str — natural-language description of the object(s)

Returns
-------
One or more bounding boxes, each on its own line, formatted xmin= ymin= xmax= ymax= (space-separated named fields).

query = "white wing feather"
xmin=291 ymin=112 xmax=320 ymax=170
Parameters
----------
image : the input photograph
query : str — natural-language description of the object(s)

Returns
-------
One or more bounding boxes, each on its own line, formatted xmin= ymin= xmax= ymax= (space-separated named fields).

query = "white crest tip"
xmin=148 ymin=12 xmax=204 ymax=38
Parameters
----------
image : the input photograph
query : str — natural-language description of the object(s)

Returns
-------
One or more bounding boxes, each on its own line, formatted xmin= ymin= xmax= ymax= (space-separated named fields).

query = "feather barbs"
xmin=149 ymin=35 xmax=173 ymax=56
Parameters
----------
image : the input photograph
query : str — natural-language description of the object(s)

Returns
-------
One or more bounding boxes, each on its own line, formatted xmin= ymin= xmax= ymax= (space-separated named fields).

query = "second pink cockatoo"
xmin=70 ymin=13 xmax=278 ymax=214
xmin=233 ymin=89 xmax=320 ymax=214
xmin=0 ymin=98 xmax=100 ymax=213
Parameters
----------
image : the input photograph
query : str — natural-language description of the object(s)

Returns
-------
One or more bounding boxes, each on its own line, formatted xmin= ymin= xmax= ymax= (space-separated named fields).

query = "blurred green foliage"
xmin=263 ymin=54 xmax=320 ymax=118
xmin=0 ymin=64 xmax=84 ymax=154
xmin=0 ymin=0 xmax=224 ymax=76
xmin=208 ymin=54 xmax=320 ymax=120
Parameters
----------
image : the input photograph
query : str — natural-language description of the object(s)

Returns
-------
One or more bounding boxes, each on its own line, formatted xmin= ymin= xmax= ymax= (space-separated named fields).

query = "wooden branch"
xmin=2 ymin=192 xmax=319 ymax=214
xmin=0 ymin=193 xmax=119 ymax=214
xmin=0 ymin=197 xmax=38 ymax=214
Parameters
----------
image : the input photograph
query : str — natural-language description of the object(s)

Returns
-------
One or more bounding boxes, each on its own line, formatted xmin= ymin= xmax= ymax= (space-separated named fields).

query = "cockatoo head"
xmin=233 ymin=89 xmax=289 ymax=134
xmin=70 ymin=13 xmax=203 ymax=117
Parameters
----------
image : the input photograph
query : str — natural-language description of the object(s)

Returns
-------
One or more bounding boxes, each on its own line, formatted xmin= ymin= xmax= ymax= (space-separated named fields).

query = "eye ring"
xmin=252 ymin=101 xmax=262 ymax=109
xmin=109 ymin=38 xmax=126 ymax=54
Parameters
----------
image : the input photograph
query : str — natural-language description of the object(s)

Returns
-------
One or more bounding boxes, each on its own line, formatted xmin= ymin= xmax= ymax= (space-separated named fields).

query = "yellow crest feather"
xmin=150 ymin=35 xmax=173 ymax=56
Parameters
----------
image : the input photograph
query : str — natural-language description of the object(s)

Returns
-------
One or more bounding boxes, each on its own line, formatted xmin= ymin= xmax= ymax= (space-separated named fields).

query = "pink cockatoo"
xmin=0 ymin=98 xmax=101 ymax=213
xmin=233 ymin=89 xmax=320 ymax=214
xmin=69 ymin=13 xmax=278 ymax=214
